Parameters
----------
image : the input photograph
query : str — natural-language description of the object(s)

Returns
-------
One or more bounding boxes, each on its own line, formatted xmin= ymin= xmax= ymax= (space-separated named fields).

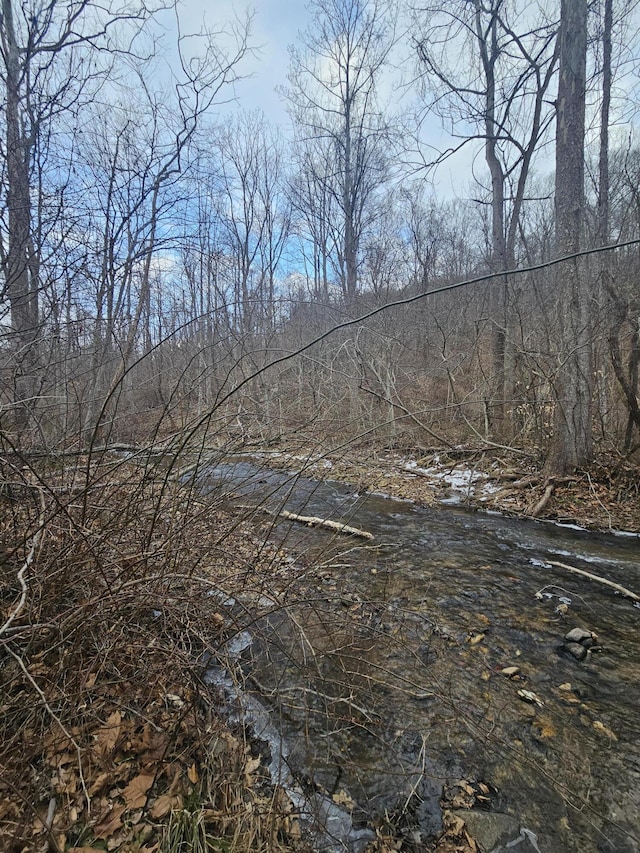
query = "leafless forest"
xmin=1 ymin=0 xmax=639 ymax=467
xmin=1 ymin=0 xmax=640 ymax=851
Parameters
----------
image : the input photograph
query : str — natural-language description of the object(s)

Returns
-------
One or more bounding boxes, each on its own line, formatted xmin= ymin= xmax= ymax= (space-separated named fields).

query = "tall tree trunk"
xmin=477 ymin=1 xmax=508 ymax=436
xmin=595 ymin=0 xmax=613 ymax=442
xmin=2 ymin=0 xmax=39 ymax=436
xmin=598 ymin=0 xmax=612 ymax=250
xmin=343 ymin=95 xmax=358 ymax=298
xmin=597 ymin=0 xmax=638 ymax=448
xmin=545 ymin=0 xmax=591 ymax=475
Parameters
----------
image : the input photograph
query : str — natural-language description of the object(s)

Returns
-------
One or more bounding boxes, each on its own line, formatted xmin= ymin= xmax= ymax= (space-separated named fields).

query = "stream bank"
xmin=253 ymin=445 xmax=640 ymax=535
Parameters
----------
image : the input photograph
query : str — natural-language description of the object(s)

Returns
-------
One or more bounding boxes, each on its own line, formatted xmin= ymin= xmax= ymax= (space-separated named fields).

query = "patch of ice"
xmin=529 ymin=558 xmax=551 ymax=568
xmin=205 ymin=657 xmax=375 ymax=853
xmin=257 ymin=595 xmax=279 ymax=608
xmin=370 ymin=490 xmax=411 ymax=502
xmin=207 ymin=590 xmax=237 ymax=606
xmin=444 ymin=470 xmax=479 ymax=488
xmin=404 ymin=461 xmax=492 ymax=496
xmin=480 ymin=481 xmax=501 ymax=495
xmin=403 ymin=463 xmax=434 ymax=477
xmin=552 ymin=521 xmax=587 ymax=532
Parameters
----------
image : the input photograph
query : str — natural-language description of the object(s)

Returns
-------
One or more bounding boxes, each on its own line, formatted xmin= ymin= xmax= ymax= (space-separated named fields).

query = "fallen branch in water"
xmin=547 ymin=560 xmax=639 ymax=602
xmin=238 ymin=503 xmax=373 ymax=539
xmin=278 ymin=509 xmax=374 ymax=540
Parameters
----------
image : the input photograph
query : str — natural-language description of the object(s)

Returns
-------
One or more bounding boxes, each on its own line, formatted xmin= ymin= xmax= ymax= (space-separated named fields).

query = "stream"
xmin=200 ymin=457 xmax=640 ymax=853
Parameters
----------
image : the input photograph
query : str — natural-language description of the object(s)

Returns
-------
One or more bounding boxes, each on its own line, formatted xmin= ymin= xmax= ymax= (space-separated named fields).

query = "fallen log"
xmin=278 ymin=509 xmax=374 ymax=540
xmin=547 ymin=560 xmax=639 ymax=602
xmin=531 ymin=482 xmax=555 ymax=517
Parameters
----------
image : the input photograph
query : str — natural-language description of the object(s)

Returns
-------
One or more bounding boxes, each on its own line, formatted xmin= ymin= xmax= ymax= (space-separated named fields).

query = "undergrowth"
xmin=0 ymin=450 xmax=305 ymax=852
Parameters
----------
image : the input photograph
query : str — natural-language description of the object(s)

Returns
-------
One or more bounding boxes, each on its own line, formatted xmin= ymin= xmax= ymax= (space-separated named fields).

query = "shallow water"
xmin=203 ymin=459 xmax=640 ymax=853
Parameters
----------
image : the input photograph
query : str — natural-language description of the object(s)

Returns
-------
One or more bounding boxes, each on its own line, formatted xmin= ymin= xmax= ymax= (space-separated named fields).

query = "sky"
xmin=174 ymin=0 xmax=311 ymax=131
xmin=161 ymin=0 xmax=640 ymax=201
xmin=164 ymin=0 xmax=474 ymax=196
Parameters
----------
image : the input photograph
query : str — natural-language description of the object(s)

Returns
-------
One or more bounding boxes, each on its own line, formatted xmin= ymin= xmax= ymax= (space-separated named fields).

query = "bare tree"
xmin=0 ymin=0 xmax=169 ymax=438
xmin=285 ymin=0 xmax=397 ymax=298
xmin=412 ymin=0 xmax=558 ymax=434
xmin=289 ymin=135 xmax=338 ymax=300
xmin=215 ymin=112 xmax=291 ymax=337
xmin=0 ymin=2 xmax=251 ymax=446
xmin=590 ymin=0 xmax=640 ymax=450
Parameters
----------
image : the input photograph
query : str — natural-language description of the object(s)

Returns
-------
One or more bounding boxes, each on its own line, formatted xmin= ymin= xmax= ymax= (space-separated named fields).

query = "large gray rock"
xmin=564 ymin=627 xmax=593 ymax=644
xmin=450 ymin=810 xmax=520 ymax=852
xmin=564 ymin=641 xmax=588 ymax=661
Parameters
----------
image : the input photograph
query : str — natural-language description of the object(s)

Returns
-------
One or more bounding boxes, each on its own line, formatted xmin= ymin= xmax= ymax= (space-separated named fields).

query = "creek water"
xmin=202 ymin=458 xmax=640 ymax=853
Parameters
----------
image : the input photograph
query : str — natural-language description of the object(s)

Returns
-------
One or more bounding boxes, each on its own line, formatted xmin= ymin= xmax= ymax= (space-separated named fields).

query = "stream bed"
xmin=201 ymin=458 xmax=640 ymax=853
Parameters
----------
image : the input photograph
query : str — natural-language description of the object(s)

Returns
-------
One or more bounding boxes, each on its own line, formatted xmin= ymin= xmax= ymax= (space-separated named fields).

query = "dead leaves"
xmin=443 ymin=779 xmax=494 ymax=811
xmin=140 ymin=728 xmax=169 ymax=765
xmin=433 ymin=810 xmax=479 ymax=853
xmin=7 ymin=689 xmax=231 ymax=853
xmin=593 ymin=720 xmax=618 ymax=741
xmin=532 ymin=714 xmax=558 ymax=740
xmin=243 ymin=755 xmax=261 ymax=786
xmin=0 ymin=464 xmax=303 ymax=853
xmin=95 ymin=710 xmax=122 ymax=756
xmin=93 ymin=803 xmax=127 ymax=839
xmin=122 ymin=773 xmax=155 ymax=810
xmin=149 ymin=792 xmax=183 ymax=819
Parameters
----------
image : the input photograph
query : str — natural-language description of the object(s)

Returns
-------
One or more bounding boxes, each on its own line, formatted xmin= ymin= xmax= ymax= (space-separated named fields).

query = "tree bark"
xmin=475 ymin=1 xmax=508 ymax=435
xmin=2 ymin=0 xmax=40 ymax=436
xmin=546 ymin=0 xmax=591 ymax=475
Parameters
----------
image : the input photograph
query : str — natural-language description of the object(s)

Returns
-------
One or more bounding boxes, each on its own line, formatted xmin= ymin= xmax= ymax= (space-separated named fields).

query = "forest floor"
xmin=1 ymin=444 xmax=637 ymax=853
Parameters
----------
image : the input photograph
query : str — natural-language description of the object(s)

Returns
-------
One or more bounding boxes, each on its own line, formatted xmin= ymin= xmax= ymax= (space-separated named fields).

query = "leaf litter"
xmin=0 ymin=458 xmax=314 ymax=853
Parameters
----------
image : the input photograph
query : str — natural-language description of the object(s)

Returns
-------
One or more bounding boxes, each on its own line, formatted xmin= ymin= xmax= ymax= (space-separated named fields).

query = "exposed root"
xmin=531 ymin=481 xmax=556 ymax=517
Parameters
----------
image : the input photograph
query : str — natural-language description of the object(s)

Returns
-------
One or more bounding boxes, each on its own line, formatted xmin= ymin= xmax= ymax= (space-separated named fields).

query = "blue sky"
xmin=175 ymin=0 xmax=311 ymax=130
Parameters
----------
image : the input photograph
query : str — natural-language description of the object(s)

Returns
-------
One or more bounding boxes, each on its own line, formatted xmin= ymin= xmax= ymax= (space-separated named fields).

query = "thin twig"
xmin=0 ymin=776 xmax=63 ymax=853
xmin=0 ymin=487 xmax=46 ymax=639
xmin=586 ymin=472 xmax=613 ymax=530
